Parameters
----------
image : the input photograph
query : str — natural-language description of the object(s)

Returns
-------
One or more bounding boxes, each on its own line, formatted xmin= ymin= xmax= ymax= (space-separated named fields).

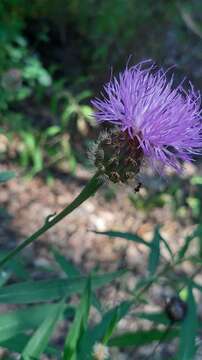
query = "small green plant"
xmin=0 ymin=223 xmax=201 ymax=359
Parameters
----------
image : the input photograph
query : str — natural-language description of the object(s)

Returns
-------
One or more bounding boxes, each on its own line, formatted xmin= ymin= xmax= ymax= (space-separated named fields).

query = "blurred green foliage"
xmin=1 ymin=0 xmax=202 ymax=176
xmin=0 ymin=224 xmax=201 ymax=358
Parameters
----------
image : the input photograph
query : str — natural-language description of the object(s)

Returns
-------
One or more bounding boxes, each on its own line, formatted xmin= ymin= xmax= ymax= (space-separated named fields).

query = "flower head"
xmin=92 ymin=342 xmax=109 ymax=360
xmin=92 ymin=61 xmax=202 ymax=174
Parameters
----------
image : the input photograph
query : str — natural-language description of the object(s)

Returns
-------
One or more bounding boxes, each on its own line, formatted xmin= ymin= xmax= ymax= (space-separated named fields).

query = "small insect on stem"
xmin=134 ymin=182 xmax=142 ymax=193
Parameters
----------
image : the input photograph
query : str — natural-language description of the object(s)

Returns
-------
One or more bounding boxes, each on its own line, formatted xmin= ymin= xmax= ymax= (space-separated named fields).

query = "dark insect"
xmin=134 ymin=182 xmax=142 ymax=193
xmin=165 ymin=296 xmax=187 ymax=322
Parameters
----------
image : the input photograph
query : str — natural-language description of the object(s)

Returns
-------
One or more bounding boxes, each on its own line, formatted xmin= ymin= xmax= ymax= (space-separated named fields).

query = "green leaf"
xmin=102 ymin=307 xmax=121 ymax=345
xmin=0 ymin=270 xmax=125 ymax=304
xmin=21 ymin=300 xmax=64 ymax=360
xmin=0 ymin=171 xmax=15 ymax=183
xmin=135 ymin=311 xmax=170 ymax=326
xmin=109 ymin=328 xmax=179 ymax=347
xmin=159 ymin=235 xmax=173 ymax=259
xmin=45 ymin=126 xmax=61 ymax=137
xmin=0 ymin=304 xmax=73 ymax=343
xmin=0 ymin=254 xmax=29 ymax=280
xmin=80 ymin=105 xmax=92 ymax=119
xmin=191 ymin=176 xmax=202 ymax=185
xmin=191 ymin=279 xmax=202 ymax=292
xmin=63 ymin=278 xmax=91 ymax=360
xmin=0 ymin=271 xmax=10 ymax=287
xmin=148 ymin=227 xmax=161 ymax=275
xmin=94 ymin=231 xmax=150 ymax=247
xmin=78 ymin=301 xmax=132 ymax=360
xmin=177 ymin=285 xmax=198 ymax=360
xmin=76 ymin=91 xmax=92 ymax=102
xmin=52 ymin=247 xmax=102 ymax=312
xmin=0 ymin=252 xmax=29 ymax=284
xmin=1 ymin=334 xmax=30 ymax=353
xmin=52 ymin=247 xmax=80 ymax=277
xmin=32 ymin=147 xmax=43 ymax=173
xmin=1 ymin=334 xmax=60 ymax=356
xmin=134 ymin=275 xmax=155 ymax=293
xmin=178 ymin=229 xmax=198 ymax=261
xmin=0 ymin=174 xmax=103 ymax=269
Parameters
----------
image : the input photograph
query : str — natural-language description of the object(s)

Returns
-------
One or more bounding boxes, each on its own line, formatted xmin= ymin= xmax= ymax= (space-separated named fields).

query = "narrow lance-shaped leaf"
xmin=102 ymin=306 xmax=121 ymax=345
xmin=52 ymin=247 xmax=80 ymax=277
xmin=148 ymin=227 xmax=161 ymax=275
xmin=0 ymin=303 xmax=74 ymax=343
xmin=21 ymin=300 xmax=65 ymax=360
xmin=78 ymin=301 xmax=132 ymax=360
xmin=63 ymin=278 xmax=91 ymax=360
xmin=177 ymin=226 xmax=200 ymax=261
xmin=52 ymin=247 xmax=102 ymax=312
xmin=94 ymin=230 xmax=151 ymax=247
xmin=1 ymin=334 xmax=32 ymax=354
xmin=159 ymin=234 xmax=173 ymax=259
xmin=177 ymin=284 xmax=198 ymax=360
xmin=0 ymin=334 xmax=60 ymax=357
xmin=0 ymin=270 xmax=125 ymax=304
xmin=0 ymin=174 xmax=103 ymax=269
xmin=135 ymin=311 xmax=170 ymax=326
xmin=0 ymin=253 xmax=29 ymax=280
xmin=109 ymin=328 xmax=179 ymax=347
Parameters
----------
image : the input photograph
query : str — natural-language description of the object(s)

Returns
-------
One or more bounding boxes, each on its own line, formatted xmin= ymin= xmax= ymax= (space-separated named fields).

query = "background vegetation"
xmin=1 ymin=0 xmax=202 ymax=178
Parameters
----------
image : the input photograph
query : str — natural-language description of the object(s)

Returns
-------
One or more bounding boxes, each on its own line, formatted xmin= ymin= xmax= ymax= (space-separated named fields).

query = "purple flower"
xmin=92 ymin=61 xmax=202 ymax=173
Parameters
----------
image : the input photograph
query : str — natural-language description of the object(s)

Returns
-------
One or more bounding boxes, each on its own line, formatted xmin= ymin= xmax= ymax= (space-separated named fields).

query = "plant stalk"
xmin=0 ymin=173 xmax=102 ymax=268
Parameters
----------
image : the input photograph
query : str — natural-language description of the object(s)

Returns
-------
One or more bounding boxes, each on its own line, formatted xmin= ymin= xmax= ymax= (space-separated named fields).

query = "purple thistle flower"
xmin=92 ymin=61 xmax=202 ymax=173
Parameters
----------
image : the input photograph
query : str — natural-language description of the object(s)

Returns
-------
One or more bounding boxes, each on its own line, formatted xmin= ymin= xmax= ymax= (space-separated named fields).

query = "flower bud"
xmin=89 ymin=129 xmax=143 ymax=184
xmin=165 ymin=296 xmax=187 ymax=322
xmin=92 ymin=342 xmax=109 ymax=360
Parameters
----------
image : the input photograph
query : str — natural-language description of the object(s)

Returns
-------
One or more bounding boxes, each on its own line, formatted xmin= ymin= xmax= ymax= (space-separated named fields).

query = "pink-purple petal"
xmin=92 ymin=61 xmax=202 ymax=173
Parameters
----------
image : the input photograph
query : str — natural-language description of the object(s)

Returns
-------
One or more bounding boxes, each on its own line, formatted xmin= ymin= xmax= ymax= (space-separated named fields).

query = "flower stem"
xmin=0 ymin=173 xmax=103 ymax=268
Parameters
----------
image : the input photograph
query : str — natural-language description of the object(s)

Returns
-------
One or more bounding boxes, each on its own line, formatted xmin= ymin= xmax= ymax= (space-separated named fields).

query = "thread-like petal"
xmin=92 ymin=61 xmax=202 ymax=172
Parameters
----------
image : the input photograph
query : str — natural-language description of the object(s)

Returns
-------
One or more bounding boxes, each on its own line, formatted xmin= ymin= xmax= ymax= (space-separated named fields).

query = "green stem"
xmin=132 ymin=253 xmax=195 ymax=309
xmin=0 ymin=173 xmax=102 ymax=268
